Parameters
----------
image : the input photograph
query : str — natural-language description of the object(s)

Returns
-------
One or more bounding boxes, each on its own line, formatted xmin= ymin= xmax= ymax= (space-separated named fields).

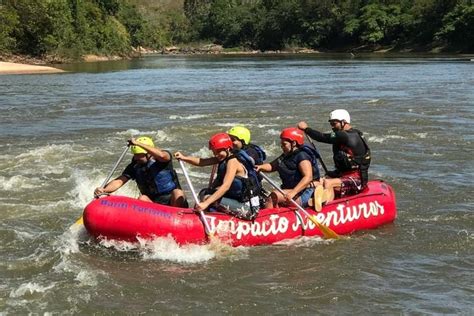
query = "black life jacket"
xmin=243 ymin=143 xmax=266 ymax=165
xmin=277 ymin=144 xmax=321 ymax=190
xmin=134 ymin=154 xmax=181 ymax=197
xmin=333 ymin=129 xmax=371 ymax=186
xmin=212 ymin=153 xmax=261 ymax=203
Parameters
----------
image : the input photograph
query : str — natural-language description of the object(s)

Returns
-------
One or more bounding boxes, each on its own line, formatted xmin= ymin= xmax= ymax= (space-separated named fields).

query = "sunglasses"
xmin=328 ymin=120 xmax=341 ymax=126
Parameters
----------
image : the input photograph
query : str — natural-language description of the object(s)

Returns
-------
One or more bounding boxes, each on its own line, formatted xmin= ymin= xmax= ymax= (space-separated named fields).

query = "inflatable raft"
xmin=83 ymin=180 xmax=396 ymax=246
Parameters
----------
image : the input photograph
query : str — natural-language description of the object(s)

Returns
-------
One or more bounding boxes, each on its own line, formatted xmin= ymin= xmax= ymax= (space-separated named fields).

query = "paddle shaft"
xmin=259 ymin=172 xmax=339 ymax=239
xmin=304 ymin=133 xmax=329 ymax=174
xmin=71 ymin=144 xmax=129 ymax=230
xmin=208 ymin=164 xmax=217 ymax=189
xmin=178 ymin=159 xmax=212 ymax=236
xmin=100 ymin=145 xmax=130 ymax=189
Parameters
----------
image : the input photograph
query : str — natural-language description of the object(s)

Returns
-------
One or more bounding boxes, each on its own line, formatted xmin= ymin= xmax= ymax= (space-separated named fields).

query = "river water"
xmin=1 ymin=54 xmax=473 ymax=314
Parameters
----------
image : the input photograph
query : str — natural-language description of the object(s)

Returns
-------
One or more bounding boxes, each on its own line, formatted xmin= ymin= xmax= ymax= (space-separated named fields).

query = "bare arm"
xmin=94 ymin=175 xmax=129 ymax=196
xmin=199 ymin=159 xmax=239 ymax=209
xmin=174 ymin=152 xmax=218 ymax=166
xmin=255 ymin=158 xmax=279 ymax=173
xmin=129 ymin=138 xmax=170 ymax=162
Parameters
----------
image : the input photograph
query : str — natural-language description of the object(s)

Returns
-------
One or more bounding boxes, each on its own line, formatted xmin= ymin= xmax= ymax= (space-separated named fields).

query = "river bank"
xmin=1 ymin=43 xmax=472 ymax=75
xmin=0 ymin=61 xmax=65 ymax=75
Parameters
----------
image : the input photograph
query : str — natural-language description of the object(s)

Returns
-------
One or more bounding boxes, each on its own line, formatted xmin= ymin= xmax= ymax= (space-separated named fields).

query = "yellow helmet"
xmin=130 ymin=136 xmax=154 ymax=155
xmin=227 ymin=126 xmax=251 ymax=145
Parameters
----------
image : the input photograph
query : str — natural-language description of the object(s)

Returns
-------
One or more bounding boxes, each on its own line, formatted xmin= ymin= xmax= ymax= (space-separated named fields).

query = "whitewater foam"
xmin=93 ymin=235 xmax=246 ymax=264
xmin=267 ymin=129 xmax=280 ymax=136
xmin=117 ymin=128 xmax=175 ymax=142
xmin=9 ymin=282 xmax=55 ymax=298
xmin=69 ymin=168 xmax=138 ymax=208
xmin=75 ymin=270 xmax=100 ymax=287
xmin=275 ymin=235 xmax=329 ymax=247
xmin=368 ymin=135 xmax=406 ymax=143
xmin=414 ymin=132 xmax=428 ymax=139
xmin=16 ymin=144 xmax=80 ymax=161
xmin=0 ymin=175 xmax=42 ymax=191
xmin=169 ymin=114 xmax=210 ymax=120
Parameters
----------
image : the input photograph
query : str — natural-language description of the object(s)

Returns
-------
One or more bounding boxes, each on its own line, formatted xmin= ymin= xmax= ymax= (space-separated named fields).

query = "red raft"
xmin=83 ymin=180 xmax=396 ymax=247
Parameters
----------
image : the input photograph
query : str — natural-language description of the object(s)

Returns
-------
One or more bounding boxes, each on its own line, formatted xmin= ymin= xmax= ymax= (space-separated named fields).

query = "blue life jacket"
xmin=243 ymin=143 xmax=266 ymax=165
xmin=277 ymin=144 xmax=321 ymax=189
xmin=213 ymin=153 xmax=261 ymax=203
xmin=234 ymin=150 xmax=262 ymax=192
xmin=134 ymin=155 xmax=180 ymax=196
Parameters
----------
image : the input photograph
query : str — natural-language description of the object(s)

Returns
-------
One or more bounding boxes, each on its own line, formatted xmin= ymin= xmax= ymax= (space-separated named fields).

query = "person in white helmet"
xmin=297 ymin=109 xmax=371 ymax=205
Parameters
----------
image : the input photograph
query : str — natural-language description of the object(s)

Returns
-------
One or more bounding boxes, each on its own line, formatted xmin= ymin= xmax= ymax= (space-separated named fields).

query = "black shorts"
xmin=150 ymin=193 xmax=172 ymax=205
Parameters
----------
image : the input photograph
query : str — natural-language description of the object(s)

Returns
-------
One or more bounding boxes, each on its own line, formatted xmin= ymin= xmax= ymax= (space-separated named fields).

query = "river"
xmin=0 ymin=54 xmax=473 ymax=314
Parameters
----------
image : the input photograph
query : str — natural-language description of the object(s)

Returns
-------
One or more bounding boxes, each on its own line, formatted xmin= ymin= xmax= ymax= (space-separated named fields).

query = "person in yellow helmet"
xmin=227 ymin=125 xmax=269 ymax=201
xmin=94 ymin=136 xmax=187 ymax=207
xmin=227 ymin=126 xmax=266 ymax=165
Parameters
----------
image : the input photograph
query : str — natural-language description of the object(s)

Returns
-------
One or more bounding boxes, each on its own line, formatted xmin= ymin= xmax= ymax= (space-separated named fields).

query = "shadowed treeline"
xmin=0 ymin=0 xmax=472 ymax=60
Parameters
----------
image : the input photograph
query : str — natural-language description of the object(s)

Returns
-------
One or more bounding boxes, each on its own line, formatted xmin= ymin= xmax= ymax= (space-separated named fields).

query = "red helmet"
xmin=209 ymin=133 xmax=233 ymax=151
xmin=280 ymin=127 xmax=304 ymax=145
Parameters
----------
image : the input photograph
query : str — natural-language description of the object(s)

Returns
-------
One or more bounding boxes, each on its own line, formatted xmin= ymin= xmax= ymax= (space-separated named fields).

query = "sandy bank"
xmin=0 ymin=62 xmax=65 ymax=75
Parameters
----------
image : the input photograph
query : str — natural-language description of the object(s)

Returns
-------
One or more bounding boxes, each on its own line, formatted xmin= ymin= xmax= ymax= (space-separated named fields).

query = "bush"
xmin=436 ymin=4 xmax=474 ymax=51
xmin=0 ymin=5 xmax=19 ymax=52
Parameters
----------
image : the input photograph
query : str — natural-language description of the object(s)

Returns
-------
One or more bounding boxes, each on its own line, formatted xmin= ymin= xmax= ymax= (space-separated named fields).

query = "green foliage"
xmin=42 ymin=0 xmax=76 ymax=56
xmin=183 ymin=0 xmax=214 ymax=41
xmin=0 ymin=0 xmax=155 ymax=58
xmin=408 ymin=0 xmax=459 ymax=43
xmin=299 ymin=1 xmax=345 ymax=48
xmin=97 ymin=0 xmax=120 ymax=15
xmin=436 ymin=4 xmax=474 ymax=50
xmin=255 ymin=0 xmax=302 ymax=50
xmin=0 ymin=4 xmax=19 ymax=52
xmin=206 ymin=0 xmax=258 ymax=47
xmin=117 ymin=2 xmax=147 ymax=47
xmin=101 ymin=16 xmax=131 ymax=54
xmin=1 ymin=0 xmax=473 ymax=59
xmin=161 ymin=9 xmax=192 ymax=44
xmin=357 ymin=4 xmax=403 ymax=44
xmin=8 ymin=0 xmax=51 ymax=55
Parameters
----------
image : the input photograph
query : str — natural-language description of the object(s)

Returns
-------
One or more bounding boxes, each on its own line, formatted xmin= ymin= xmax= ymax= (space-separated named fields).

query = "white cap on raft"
xmin=329 ymin=109 xmax=351 ymax=123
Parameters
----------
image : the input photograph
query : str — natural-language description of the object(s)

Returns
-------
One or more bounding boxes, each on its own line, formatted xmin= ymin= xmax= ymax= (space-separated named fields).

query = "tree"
xmin=358 ymin=4 xmax=402 ymax=44
xmin=118 ymin=2 xmax=147 ymax=47
xmin=409 ymin=0 xmax=459 ymax=44
xmin=183 ymin=0 xmax=213 ymax=40
xmin=42 ymin=0 xmax=76 ymax=56
xmin=255 ymin=0 xmax=302 ymax=50
xmin=436 ymin=3 xmax=474 ymax=51
xmin=0 ymin=4 xmax=19 ymax=52
xmin=207 ymin=0 xmax=258 ymax=47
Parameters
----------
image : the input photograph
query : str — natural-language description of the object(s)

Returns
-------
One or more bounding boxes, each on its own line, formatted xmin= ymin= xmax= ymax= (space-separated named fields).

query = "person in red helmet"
xmin=256 ymin=127 xmax=322 ymax=209
xmin=298 ymin=109 xmax=371 ymax=203
xmin=175 ymin=133 xmax=261 ymax=219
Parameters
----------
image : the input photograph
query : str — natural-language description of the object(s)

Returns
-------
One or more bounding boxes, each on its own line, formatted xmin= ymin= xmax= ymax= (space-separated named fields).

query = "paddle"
xmin=259 ymin=172 xmax=340 ymax=239
xmin=208 ymin=164 xmax=217 ymax=189
xmin=177 ymin=159 xmax=213 ymax=237
xmin=69 ymin=144 xmax=130 ymax=231
xmin=304 ymin=133 xmax=328 ymax=174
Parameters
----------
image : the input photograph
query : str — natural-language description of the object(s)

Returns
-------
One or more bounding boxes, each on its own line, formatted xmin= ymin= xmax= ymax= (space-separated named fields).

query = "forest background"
xmin=1 ymin=0 xmax=473 ymax=62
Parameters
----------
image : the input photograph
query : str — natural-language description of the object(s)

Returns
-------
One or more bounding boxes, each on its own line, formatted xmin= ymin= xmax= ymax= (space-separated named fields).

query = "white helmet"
xmin=329 ymin=109 xmax=351 ymax=123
